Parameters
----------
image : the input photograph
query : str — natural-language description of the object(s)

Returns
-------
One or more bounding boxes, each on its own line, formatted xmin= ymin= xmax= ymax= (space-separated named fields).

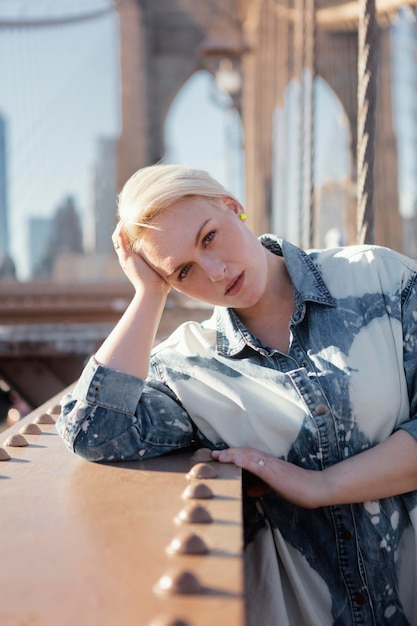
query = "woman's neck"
xmin=234 ymin=252 xmax=294 ymax=353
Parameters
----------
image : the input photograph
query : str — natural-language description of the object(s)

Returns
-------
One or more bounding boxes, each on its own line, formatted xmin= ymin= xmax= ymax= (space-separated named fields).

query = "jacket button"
xmin=341 ymin=528 xmax=353 ymax=540
xmin=315 ymin=404 xmax=328 ymax=415
xmin=354 ymin=591 xmax=368 ymax=606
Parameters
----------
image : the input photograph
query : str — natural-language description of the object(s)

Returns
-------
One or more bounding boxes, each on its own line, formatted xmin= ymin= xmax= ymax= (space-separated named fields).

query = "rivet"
xmin=148 ymin=617 xmax=192 ymax=626
xmin=34 ymin=413 xmax=55 ymax=424
xmin=3 ymin=434 xmax=28 ymax=447
xmin=190 ymin=447 xmax=213 ymax=463
xmin=186 ymin=462 xmax=217 ymax=480
xmin=0 ymin=447 xmax=11 ymax=460
xmin=175 ymin=504 xmax=213 ymax=524
xmin=154 ymin=569 xmax=204 ymax=596
xmin=166 ymin=532 xmax=209 ymax=556
xmin=315 ymin=404 xmax=329 ymax=415
xmin=47 ymin=404 xmax=61 ymax=416
xmin=19 ymin=423 xmax=42 ymax=435
xmin=182 ymin=483 xmax=214 ymax=500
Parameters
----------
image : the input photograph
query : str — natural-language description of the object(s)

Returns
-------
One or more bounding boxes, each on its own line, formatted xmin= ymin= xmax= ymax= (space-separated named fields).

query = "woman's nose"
xmin=203 ymin=257 xmax=226 ymax=281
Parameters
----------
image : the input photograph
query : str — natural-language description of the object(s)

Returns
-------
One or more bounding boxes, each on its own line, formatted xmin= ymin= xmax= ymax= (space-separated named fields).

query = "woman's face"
xmin=139 ymin=196 xmax=270 ymax=310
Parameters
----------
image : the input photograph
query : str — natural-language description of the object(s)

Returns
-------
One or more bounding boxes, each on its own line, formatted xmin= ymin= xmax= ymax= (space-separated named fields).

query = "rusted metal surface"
xmin=0 ymin=392 xmax=243 ymax=626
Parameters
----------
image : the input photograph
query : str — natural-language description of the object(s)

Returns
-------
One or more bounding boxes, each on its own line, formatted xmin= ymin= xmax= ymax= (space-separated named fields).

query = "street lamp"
xmin=198 ymin=37 xmax=249 ymax=201
xmin=215 ymin=58 xmax=242 ymax=102
xmin=198 ymin=37 xmax=251 ymax=110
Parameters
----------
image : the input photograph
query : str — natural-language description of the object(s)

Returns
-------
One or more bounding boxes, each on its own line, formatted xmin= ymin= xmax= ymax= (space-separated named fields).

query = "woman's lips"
xmin=225 ymin=272 xmax=244 ymax=296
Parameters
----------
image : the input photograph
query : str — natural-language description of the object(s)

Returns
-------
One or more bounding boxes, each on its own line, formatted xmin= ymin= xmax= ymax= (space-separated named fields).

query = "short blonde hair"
xmin=118 ymin=164 xmax=234 ymax=250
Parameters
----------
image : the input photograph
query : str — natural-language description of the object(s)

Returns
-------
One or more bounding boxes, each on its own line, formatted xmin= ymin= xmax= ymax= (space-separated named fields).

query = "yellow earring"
xmin=240 ymin=213 xmax=247 ymax=221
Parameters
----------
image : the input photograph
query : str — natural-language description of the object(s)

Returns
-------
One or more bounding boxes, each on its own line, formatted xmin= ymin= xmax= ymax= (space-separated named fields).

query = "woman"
xmin=57 ymin=164 xmax=417 ymax=625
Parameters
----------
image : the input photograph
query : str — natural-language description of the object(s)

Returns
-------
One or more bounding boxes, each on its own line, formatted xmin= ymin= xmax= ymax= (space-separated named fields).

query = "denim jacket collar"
xmin=213 ymin=235 xmax=336 ymax=357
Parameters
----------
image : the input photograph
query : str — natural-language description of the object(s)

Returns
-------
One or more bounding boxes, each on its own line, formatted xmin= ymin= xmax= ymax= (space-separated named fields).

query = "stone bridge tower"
xmin=116 ymin=0 xmax=403 ymax=252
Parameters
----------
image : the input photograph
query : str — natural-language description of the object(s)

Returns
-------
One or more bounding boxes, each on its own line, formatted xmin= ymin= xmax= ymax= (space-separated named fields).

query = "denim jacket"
xmin=57 ymin=236 xmax=417 ymax=626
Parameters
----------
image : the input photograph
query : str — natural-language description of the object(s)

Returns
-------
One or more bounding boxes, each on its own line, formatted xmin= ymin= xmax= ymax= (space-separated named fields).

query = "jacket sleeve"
xmin=399 ymin=267 xmax=417 ymax=442
xmin=55 ymin=356 xmax=195 ymax=462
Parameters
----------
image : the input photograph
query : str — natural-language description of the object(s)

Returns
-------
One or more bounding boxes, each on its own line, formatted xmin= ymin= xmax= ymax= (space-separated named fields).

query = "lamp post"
xmin=214 ymin=58 xmax=242 ymax=111
xmin=198 ymin=36 xmax=250 ymax=111
xmin=198 ymin=38 xmax=250 ymax=200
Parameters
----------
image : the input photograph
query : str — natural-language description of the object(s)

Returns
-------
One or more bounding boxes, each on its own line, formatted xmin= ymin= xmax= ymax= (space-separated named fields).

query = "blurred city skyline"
xmin=0 ymin=0 xmax=121 ymax=279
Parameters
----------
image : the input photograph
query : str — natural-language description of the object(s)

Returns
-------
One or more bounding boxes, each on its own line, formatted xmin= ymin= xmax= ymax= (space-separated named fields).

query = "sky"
xmin=0 ymin=0 xmax=353 ymax=279
xmin=0 ymin=1 xmax=121 ymax=278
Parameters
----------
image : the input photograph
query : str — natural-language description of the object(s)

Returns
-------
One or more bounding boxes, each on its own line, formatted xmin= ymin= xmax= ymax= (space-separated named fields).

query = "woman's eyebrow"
xmin=194 ymin=218 xmax=211 ymax=247
xmin=168 ymin=218 xmax=211 ymax=277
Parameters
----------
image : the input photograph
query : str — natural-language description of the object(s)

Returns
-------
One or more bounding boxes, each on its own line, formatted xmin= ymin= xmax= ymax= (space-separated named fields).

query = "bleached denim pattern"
xmin=57 ymin=237 xmax=417 ymax=625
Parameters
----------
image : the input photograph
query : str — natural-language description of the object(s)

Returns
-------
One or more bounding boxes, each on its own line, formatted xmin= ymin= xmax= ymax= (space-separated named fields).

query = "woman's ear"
xmin=220 ymin=195 xmax=245 ymax=216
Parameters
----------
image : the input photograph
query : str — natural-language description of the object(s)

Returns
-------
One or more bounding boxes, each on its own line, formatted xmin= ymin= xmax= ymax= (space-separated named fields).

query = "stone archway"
xmin=116 ymin=0 xmax=244 ymax=189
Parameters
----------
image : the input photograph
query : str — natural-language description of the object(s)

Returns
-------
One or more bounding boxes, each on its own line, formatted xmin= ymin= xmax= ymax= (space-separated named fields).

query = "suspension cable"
xmin=357 ymin=0 xmax=377 ymax=244
xmin=295 ymin=0 xmax=306 ymax=246
xmin=306 ymin=0 xmax=316 ymax=247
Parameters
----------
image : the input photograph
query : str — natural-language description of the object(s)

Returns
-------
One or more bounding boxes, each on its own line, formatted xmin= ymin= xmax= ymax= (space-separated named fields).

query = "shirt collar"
xmin=213 ymin=235 xmax=336 ymax=357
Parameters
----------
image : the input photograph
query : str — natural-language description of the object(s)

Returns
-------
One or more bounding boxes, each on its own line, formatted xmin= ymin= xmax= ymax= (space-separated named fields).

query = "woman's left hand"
xmin=212 ymin=430 xmax=417 ymax=509
xmin=212 ymin=447 xmax=323 ymax=509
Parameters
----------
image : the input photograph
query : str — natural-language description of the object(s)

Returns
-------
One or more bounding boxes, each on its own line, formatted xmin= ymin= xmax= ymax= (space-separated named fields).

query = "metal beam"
xmin=0 ymin=397 xmax=243 ymax=626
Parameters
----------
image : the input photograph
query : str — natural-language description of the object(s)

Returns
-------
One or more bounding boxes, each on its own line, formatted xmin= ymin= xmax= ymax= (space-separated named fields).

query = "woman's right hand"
xmin=112 ymin=222 xmax=171 ymax=298
xmin=94 ymin=222 xmax=170 ymax=378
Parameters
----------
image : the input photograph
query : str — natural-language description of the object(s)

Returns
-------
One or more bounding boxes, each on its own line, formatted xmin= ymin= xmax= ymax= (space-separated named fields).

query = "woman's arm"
xmin=95 ymin=223 xmax=170 ymax=379
xmin=212 ymin=428 xmax=417 ymax=508
xmin=57 ymin=224 xmax=196 ymax=462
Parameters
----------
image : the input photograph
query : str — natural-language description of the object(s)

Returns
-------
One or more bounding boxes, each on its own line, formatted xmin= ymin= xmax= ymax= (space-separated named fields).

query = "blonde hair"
xmin=117 ymin=164 xmax=235 ymax=251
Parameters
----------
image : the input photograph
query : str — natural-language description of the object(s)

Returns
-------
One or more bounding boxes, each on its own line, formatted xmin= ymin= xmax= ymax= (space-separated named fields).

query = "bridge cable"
xmin=356 ymin=0 xmax=377 ymax=244
xmin=295 ymin=0 xmax=306 ymax=247
xmin=306 ymin=0 xmax=317 ymax=248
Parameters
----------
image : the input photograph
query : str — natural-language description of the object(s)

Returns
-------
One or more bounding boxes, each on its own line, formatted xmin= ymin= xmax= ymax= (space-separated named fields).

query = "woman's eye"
xmin=203 ymin=231 xmax=215 ymax=246
xmin=178 ymin=265 xmax=191 ymax=281
xmin=177 ymin=232 xmax=215 ymax=281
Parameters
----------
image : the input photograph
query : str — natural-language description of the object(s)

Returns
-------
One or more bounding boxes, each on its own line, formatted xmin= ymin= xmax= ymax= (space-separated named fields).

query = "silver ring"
xmin=257 ymin=458 xmax=266 ymax=466
xmin=113 ymin=239 xmax=120 ymax=249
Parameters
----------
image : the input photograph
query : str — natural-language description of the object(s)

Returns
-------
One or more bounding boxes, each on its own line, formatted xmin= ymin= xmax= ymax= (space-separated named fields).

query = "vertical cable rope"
xmin=295 ymin=0 xmax=306 ymax=246
xmin=306 ymin=0 xmax=316 ymax=247
xmin=357 ymin=0 xmax=377 ymax=244
xmin=297 ymin=0 xmax=315 ymax=248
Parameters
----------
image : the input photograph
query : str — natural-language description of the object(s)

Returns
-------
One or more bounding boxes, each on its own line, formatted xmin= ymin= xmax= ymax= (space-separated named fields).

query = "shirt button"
xmin=315 ymin=404 xmax=329 ymax=415
xmin=354 ymin=592 xmax=368 ymax=606
xmin=341 ymin=528 xmax=353 ymax=540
